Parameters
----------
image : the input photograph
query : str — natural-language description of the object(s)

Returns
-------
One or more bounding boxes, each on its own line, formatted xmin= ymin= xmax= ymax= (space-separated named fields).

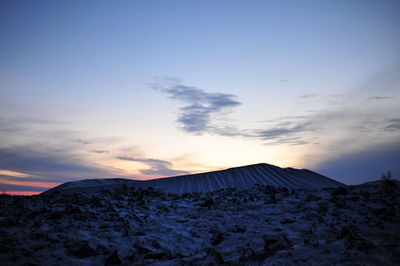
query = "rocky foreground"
xmin=1 ymin=181 xmax=399 ymax=265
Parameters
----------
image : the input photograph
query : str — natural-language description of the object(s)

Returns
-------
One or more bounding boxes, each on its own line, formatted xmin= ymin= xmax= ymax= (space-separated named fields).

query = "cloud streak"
xmin=0 ymin=145 xmax=110 ymax=185
xmin=91 ymin=150 xmax=109 ymax=154
xmin=385 ymin=118 xmax=400 ymax=131
xmin=151 ymin=79 xmax=241 ymax=134
xmin=151 ymin=79 xmax=317 ymax=144
xmin=368 ymin=96 xmax=392 ymax=100
xmin=258 ymin=123 xmax=311 ymax=139
xmin=117 ymin=156 xmax=190 ymax=177
xmin=298 ymin=94 xmax=318 ymax=99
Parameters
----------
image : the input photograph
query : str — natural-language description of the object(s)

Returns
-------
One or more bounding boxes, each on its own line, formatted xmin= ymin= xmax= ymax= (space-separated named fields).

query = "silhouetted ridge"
xmin=43 ymin=163 xmax=344 ymax=195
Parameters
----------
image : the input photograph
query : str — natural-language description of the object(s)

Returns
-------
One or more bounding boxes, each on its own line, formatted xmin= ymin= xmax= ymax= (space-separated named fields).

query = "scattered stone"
xmin=22 ymin=263 xmax=39 ymax=266
xmin=150 ymin=239 xmax=162 ymax=249
xmin=263 ymin=234 xmax=292 ymax=256
xmin=211 ymin=232 xmax=224 ymax=246
xmin=205 ymin=248 xmax=224 ymax=264
xmin=280 ymin=218 xmax=295 ymax=224
xmin=0 ymin=244 xmax=10 ymax=253
xmin=144 ymin=252 xmax=167 ymax=259
xmin=19 ymin=248 xmax=33 ymax=257
xmin=190 ymin=230 xmax=200 ymax=238
xmin=199 ymin=199 xmax=214 ymax=207
xmin=67 ymin=240 xmax=95 ymax=258
xmin=104 ymin=250 xmax=122 ymax=265
xmin=134 ymin=243 xmax=152 ymax=254
xmin=231 ymin=225 xmax=247 ymax=233
xmin=331 ymin=187 xmax=349 ymax=196
xmin=96 ymin=244 xmax=110 ymax=255
xmin=0 ymin=181 xmax=399 ymax=265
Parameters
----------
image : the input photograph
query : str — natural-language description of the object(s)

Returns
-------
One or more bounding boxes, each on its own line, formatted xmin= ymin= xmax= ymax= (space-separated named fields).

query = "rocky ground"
xmin=1 ymin=180 xmax=399 ymax=265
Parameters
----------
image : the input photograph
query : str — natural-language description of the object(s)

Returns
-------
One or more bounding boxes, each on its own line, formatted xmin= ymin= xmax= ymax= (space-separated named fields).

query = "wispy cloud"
xmin=368 ymin=96 xmax=392 ymax=100
xmin=0 ymin=170 xmax=32 ymax=178
xmin=298 ymin=94 xmax=318 ymax=99
xmin=257 ymin=121 xmax=312 ymax=145
xmin=263 ymin=136 xmax=309 ymax=146
xmin=151 ymin=79 xmax=316 ymax=144
xmin=385 ymin=118 xmax=400 ymax=131
xmin=258 ymin=123 xmax=310 ymax=139
xmin=0 ymin=145 xmax=110 ymax=184
xmin=117 ymin=156 xmax=190 ymax=177
xmin=151 ymin=79 xmax=241 ymax=134
xmin=91 ymin=150 xmax=109 ymax=154
xmin=150 ymin=78 xmax=400 ymax=151
xmin=0 ymin=144 xmax=112 ymax=193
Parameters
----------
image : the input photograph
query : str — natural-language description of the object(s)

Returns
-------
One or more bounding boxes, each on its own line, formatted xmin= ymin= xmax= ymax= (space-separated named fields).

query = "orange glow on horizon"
xmin=0 ymin=179 xmax=60 ymax=189
xmin=2 ymin=191 xmax=41 ymax=196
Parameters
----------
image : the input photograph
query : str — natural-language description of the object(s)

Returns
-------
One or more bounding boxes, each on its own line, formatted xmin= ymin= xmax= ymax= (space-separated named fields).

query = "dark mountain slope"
xmin=44 ymin=163 xmax=344 ymax=195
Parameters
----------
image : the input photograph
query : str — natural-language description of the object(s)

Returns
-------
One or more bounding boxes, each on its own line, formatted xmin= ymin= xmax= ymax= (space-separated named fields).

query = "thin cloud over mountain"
xmin=117 ymin=156 xmax=190 ymax=176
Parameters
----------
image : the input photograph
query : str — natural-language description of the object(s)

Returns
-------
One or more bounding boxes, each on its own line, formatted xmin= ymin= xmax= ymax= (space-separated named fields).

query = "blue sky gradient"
xmin=1 ymin=0 xmax=399 ymax=193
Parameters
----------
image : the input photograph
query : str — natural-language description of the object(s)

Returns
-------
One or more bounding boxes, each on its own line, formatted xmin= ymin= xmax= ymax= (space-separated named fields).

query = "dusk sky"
xmin=1 ymin=0 xmax=399 ymax=195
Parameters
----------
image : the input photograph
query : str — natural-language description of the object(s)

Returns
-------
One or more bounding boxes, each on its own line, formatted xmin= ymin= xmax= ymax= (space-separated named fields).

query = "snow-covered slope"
xmin=141 ymin=163 xmax=343 ymax=194
xmin=44 ymin=163 xmax=344 ymax=195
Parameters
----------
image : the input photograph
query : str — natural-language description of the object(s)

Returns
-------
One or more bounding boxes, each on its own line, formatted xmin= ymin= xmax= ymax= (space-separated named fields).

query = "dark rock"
xmin=22 ymin=263 xmax=39 ymax=266
xmin=20 ymin=248 xmax=33 ymax=257
xmin=336 ymin=225 xmax=356 ymax=240
xmin=104 ymin=250 xmax=122 ymax=265
xmin=360 ymin=190 xmax=370 ymax=199
xmin=199 ymin=198 xmax=214 ymax=207
xmin=31 ymin=244 xmax=46 ymax=251
xmin=348 ymin=237 xmax=375 ymax=251
xmin=137 ymin=199 xmax=146 ymax=206
xmin=280 ymin=218 xmax=295 ymax=224
xmin=150 ymin=239 xmax=162 ymax=249
xmin=10 ymin=254 xmax=21 ymax=261
xmin=65 ymin=206 xmax=82 ymax=215
xmin=96 ymin=244 xmax=110 ymax=255
xmin=48 ymin=211 xmax=64 ymax=220
xmin=68 ymin=240 xmax=95 ymax=258
xmin=156 ymin=204 xmax=169 ymax=213
xmin=263 ymin=234 xmax=292 ymax=256
xmin=317 ymin=202 xmax=328 ymax=214
xmin=211 ymin=232 xmax=224 ymax=246
xmin=0 ymin=244 xmax=10 ymax=253
xmin=144 ymin=252 xmax=167 ymax=259
xmin=231 ymin=225 xmax=247 ymax=233
xmin=264 ymin=193 xmax=278 ymax=204
xmin=383 ymin=180 xmax=398 ymax=189
xmin=134 ymin=243 xmax=152 ymax=254
xmin=0 ymin=217 xmax=19 ymax=227
xmin=305 ymin=194 xmax=322 ymax=202
xmin=239 ymin=247 xmax=257 ymax=261
xmin=205 ymin=248 xmax=224 ymax=264
xmin=331 ymin=187 xmax=349 ymax=196
xmin=31 ymin=231 xmax=48 ymax=240
xmin=190 ymin=230 xmax=200 ymax=238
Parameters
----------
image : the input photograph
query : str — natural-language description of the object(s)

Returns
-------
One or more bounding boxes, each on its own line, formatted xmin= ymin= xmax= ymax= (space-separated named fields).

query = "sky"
xmin=1 ymin=0 xmax=400 ymax=195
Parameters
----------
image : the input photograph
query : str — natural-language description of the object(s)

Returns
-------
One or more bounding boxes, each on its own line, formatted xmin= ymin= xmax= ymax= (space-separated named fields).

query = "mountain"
xmin=43 ymin=163 xmax=344 ymax=195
